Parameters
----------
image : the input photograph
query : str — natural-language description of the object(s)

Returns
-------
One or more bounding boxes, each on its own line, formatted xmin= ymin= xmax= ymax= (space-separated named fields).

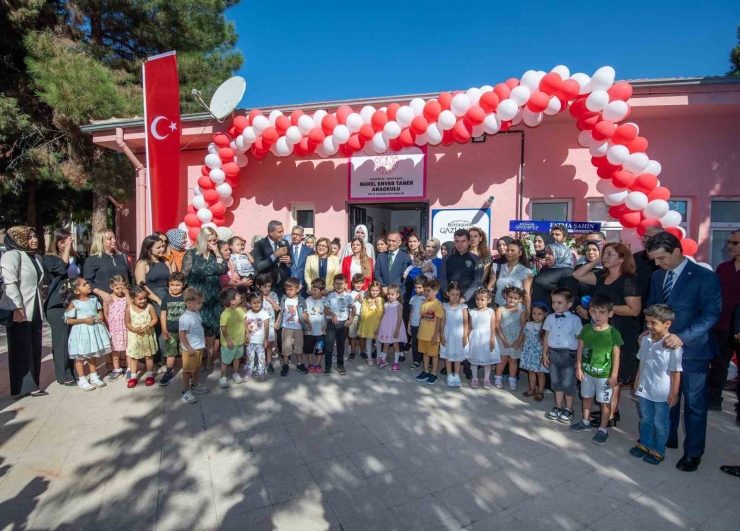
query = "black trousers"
xmin=7 ymin=315 xmax=43 ymax=395
xmin=325 ymin=320 xmax=346 ymax=370
xmin=46 ymin=307 xmax=76 ymax=383
xmin=707 ymin=330 xmax=736 ymax=407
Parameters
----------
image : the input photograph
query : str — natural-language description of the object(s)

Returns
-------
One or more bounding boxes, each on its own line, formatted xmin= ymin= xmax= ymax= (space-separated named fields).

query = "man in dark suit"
xmin=252 ymin=220 xmax=293 ymax=298
xmin=645 ymin=232 xmax=722 ymax=472
xmin=288 ymin=225 xmax=313 ymax=294
xmin=374 ymin=231 xmax=412 ymax=297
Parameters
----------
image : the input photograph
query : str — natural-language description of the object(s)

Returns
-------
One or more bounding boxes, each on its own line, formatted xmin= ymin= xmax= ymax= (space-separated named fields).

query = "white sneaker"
xmin=218 ymin=377 xmax=229 ymax=388
xmin=181 ymin=390 xmax=197 ymax=404
xmin=508 ymin=378 xmax=517 ymax=391
xmin=78 ymin=379 xmax=95 ymax=392
xmin=90 ymin=376 xmax=107 ymax=388
xmin=233 ymin=373 xmax=243 ymax=384
xmin=447 ymin=375 xmax=456 ymax=387
xmin=455 ymin=374 xmax=463 ymax=388
xmin=190 ymin=383 xmax=210 ymax=394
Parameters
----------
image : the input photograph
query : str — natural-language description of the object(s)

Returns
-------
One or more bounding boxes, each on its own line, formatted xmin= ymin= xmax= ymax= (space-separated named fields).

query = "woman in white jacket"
xmin=339 ymin=224 xmax=375 ymax=261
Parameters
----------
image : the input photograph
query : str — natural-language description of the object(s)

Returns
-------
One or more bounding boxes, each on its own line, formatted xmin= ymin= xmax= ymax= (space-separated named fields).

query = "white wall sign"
xmin=431 ymin=208 xmax=492 ymax=249
xmin=349 ymin=147 xmax=426 ymax=201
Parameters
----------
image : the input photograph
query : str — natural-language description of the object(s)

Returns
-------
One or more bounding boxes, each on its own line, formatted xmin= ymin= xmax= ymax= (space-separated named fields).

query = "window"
xmin=709 ymin=198 xmax=740 ymax=267
xmin=290 ymin=203 xmax=315 ymax=235
xmin=667 ymin=199 xmax=690 ymax=236
xmin=586 ymin=199 xmax=621 ymax=242
xmin=530 ymin=200 xmax=570 ymax=221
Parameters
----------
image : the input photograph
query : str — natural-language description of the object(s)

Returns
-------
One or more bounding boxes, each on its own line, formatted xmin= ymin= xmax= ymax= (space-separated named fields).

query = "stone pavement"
xmin=1 ymin=329 xmax=739 ymax=530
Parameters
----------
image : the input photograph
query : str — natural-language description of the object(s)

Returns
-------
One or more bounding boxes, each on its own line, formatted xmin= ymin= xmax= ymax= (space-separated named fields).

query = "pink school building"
xmin=84 ymin=76 xmax=740 ymax=266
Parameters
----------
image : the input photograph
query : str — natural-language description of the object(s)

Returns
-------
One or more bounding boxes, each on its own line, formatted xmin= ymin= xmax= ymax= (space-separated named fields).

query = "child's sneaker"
xmin=307 ymin=365 xmax=316 ymax=373
xmin=315 ymin=366 xmax=324 ymax=374
xmin=367 ymin=358 xmax=374 ymax=366
xmin=258 ymin=373 xmax=266 ymax=382
xmin=592 ymin=429 xmax=609 ymax=445
xmin=190 ymin=383 xmax=209 ymax=394
xmin=280 ymin=363 xmax=290 ymax=377
xmin=145 ymin=376 xmax=155 ymax=386
xmin=377 ymin=359 xmax=388 ymax=369
xmin=456 ymin=374 xmax=464 ymax=387
xmin=233 ymin=373 xmax=243 ymax=384
xmin=415 ymin=371 xmax=430 ymax=382
xmin=360 ymin=352 xmax=368 ymax=360
xmin=471 ymin=378 xmax=479 ymax=389
xmin=410 ymin=361 xmax=420 ymax=371
xmin=78 ymin=379 xmax=95 ymax=392
xmin=629 ymin=444 xmax=648 ymax=458
xmin=158 ymin=370 xmax=174 ymax=387
xmin=493 ymin=376 xmax=503 ymax=389
xmin=90 ymin=376 xmax=106 ymax=388
xmin=546 ymin=407 xmax=562 ymax=420
xmin=181 ymin=390 xmax=197 ymax=404
xmin=570 ymin=421 xmax=593 ymax=433
xmin=392 ymin=363 xmax=400 ymax=372
xmin=243 ymin=372 xmax=252 ymax=383
xmin=558 ymin=408 xmax=575 ymax=424
xmin=508 ymin=377 xmax=517 ymax=391
xmin=348 ymin=353 xmax=356 ymax=361
xmin=107 ymin=369 xmax=124 ymax=383
xmin=218 ymin=377 xmax=229 ymax=388
xmin=426 ymin=374 xmax=437 ymax=385
xmin=296 ymin=363 xmax=308 ymax=374
xmin=127 ymin=378 xmax=138 ymax=388
xmin=482 ymin=379 xmax=492 ymax=390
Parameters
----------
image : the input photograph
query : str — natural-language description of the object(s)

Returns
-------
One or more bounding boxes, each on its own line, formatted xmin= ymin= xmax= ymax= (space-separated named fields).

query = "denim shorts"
xmin=548 ymin=348 xmax=577 ymax=396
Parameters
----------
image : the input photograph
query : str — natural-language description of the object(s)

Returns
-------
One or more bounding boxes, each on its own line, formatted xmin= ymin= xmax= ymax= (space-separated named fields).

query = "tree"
xmin=0 ymin=1 xmax=243 ymax=234
xmin=730 ymin=25 xmax=740 ymax=76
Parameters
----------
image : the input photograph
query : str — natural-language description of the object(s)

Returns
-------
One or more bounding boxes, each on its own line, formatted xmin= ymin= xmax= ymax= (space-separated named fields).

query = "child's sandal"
xmin=522 ymin=390 xmax=536 ymax=397
xmin=533 ymin=392 xmax=544 ymax=402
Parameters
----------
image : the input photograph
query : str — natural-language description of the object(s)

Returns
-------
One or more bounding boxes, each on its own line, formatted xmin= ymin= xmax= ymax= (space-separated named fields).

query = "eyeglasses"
xmin=727 ymin=240 xmax=740 ymax=246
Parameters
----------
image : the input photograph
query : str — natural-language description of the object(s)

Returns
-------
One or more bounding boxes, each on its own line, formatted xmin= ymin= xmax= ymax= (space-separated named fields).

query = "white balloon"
xmin=196 ymin=207 xmax=213 ymax=223
xmin=276 ymin=137 xmax=293 ymax=156
xmin=480 ymin=85 xmax=493 ymax=93
xmin=205 ymin=153 xmax=222 ymax=169
xmin=471 ymin=124 xmax=485 ymax=138
xmin=372 ymin=132 xmax=389 ymax=151
xmin=590 ymin=66 xmax=616 ymax=91
xmin=625 ymin=191 xmax=649 ymax=211
xmin=466 ymin=88 xmax=482 ymax=106
xmin=544 ymin=96 xmax=561 ymax=116
xmin=285 ymin=126 xmax=301 ymax=145
xmin=312 ymin=110 xmax=327 ymax=128
xmin=396 ymin=106 xmax=414 ymax=128
xmin=315 ymin=144 xmax=329 ymax=158
xmin=243 ymin=127 xmax=257 ymax=143
xmin=624 ymin=153 xmax=650 ymax=174
xmin=333 ymin=124 xmax=350 ymax=144
xmin=269 ymin=143 xmax=278 ymax=156
xmin=209 ymin=168 xmax=226 ymax=184
xmin=522 ymin=109 xmax=543 ymax=127
xmin=512 ymin=109 xmax=523 ymax=126
xmin=251 ymin=115 xmax=270 ymax=134
xmin=697 ymin=262 xmax=713 ymax=271
xmin=660 ymin=210 xmax=682 ymax=228
xmin=607 ymin=144 xmax=630 ymax=165
xmin=620 ymin=227 xmax=641 ymax=245
xmin=323 ymin=135 xmax=337 ymax=154
xmin=346 ymin=113 xmax=364 ymax=133
xmin=207 ymin=143 xmax=217 ymax=155
xmin=603 ymin=101 xmax=629 ymax=122
xmin=510 ymin=86 xmax=531 ymax=106
xmin=268 ymin=110 xmax=283 ymax=125
xmin=410 ymin=98 xmax=426 ymax=116
xmin=604 ymin=190 xmax=629 ymax=206
xmin=193 ymin=185 xmax=202 ymax=196
xmin=677 ymin=226 xmax=686 ymax=238
xmin=482 ymin=113 xmax=501 ymax=134
xmin=415 ymin=132 xmax=428 ymax=146
xmin=578 ymin=130 xmax=595 ymax=148
xmin=589 ymin=141 xmax=609 ymax=157
xmin=644 ymin=199 xmax=670 ymax=219
xmin=520 ymin=70 xmax=540 ymax=91
xmin=383 ymin=120 xmax=402 ymax=139
xmin=192 ymin=195 xmax=207 ymax=210
xmin=586 ymin=90 xmax=610 ymax=112
xmin=178 ymin=222 xmax=188 ymax=232
xmin=215 ymin=182 xmax=232 ymax=197
xmin=596 ymin=178 xmax=622 ymax=195
xmin=496 ymin=99 xmax=519 ymax=121
xmin=360 ymin=105 xmax=376 ymax=123
xmin=426 ymin=123 xmax=443 ymax=145
xmin=438 ymin=110 xmax=457 ymax=130
xmin=235 ymin=153 xmax=249 ymax=168
xmin=450 ymin=94 xmax=471 ymax=117
xmin=570 ymin=73 xmax=591 ymax=94
xmin=645 ymin=160 xmax=662 ymax=176
xmin=235 ymin=135 xmax=247 ymax=152
xmin=297 ymin=115 xmax=314 ymax=135
xmin=229 ymin=141 xmax=238 ymax=152
xmin=551 ymin=65 xmax=571 ymax=79
xmin=220 ymin=195 xmax=234 ymax=207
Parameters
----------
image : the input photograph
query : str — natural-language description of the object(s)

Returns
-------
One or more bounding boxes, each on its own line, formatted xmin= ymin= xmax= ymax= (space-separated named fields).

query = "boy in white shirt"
xmin=630 ymin=304 xmax=683 ymax=465
xmin=323 ymin=274 xmax=356 ymax=375
xmin=245 ymin=293 xmax=270 ymax=382
xmin=407 ymin=275 xmax=427 ymax=371
xmin=348 ymin=273 xmax=366 ymax=361
xmin=542 ymin=287 xmax=583 ymax=424
xmin=279 ymin=277 xmax=308 ymax=377
xmin=303 ymin=278 xmax=327 ymax=374
xmin=178 ymin=288 xmax=211 ymax=404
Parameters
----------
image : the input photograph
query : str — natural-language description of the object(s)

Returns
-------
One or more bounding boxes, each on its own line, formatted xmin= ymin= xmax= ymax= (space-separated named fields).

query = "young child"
xmin=125 ymin=285 xmax=159 ymax=388
xmin=520 ymin=301 xmax=549 ymax=402
xmin=159 ymin=272 xmax=186 ymax=387
xmin=439 ymin=281 xmax=469 ymax=388
xmin=402 ymin=251 xmax=437 ymax=282
xmin=104 ymin=275 xmax=128 ymax=382
xmin=62 ymin=278 xmax=112 ymax=391
xmin=323 ymin=274 xmax=355 ymax=375
xmin=466 ymin=288 xmax=499 ymax=389
xmin=358 ymin=281 xmax=384 ymax=366
xmin=377 ymin=284 xmax=408 ymax=371
xmin=347 ymin=273 xmax=366 ymax=361
xmin=570 ymin=294 xmax=623 ymax=445
xmin=630 ymin=304 xmax=682 ymax=464
xmin=219 ymin=288 xmax=246 ymax=387
xmin=228 ymin=236 xmax=256 ymax=294
xmin=256 ymin=273 xmax=280 ymax=374
xmin=245 ymin=293 xmax=270 ymax=381
xmin=495 ymin=286 xmax=527 ymax=391
xmin=413 ymin=279 xmax=445 ymax=383
xmin=542 ymin=287 xmax=583 ymax=423
xmin=303 ymin=278 xmax=327 ymax=373
xmin=279 ymin=277 xmax=308 ymax=376
xmin=407 ymin=275 xmax=427 ymax=371
xmin=179 ymin=287 xmax=210 ymax=402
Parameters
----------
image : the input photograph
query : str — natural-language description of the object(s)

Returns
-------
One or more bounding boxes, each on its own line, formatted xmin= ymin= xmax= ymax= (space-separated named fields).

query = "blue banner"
xmin=509 ymin=220 xmax=602 ymax=233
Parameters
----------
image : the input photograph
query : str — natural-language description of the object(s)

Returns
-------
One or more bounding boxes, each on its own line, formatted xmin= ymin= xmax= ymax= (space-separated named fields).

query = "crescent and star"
xmin=150 ymin=116 xmax=178 ymax=140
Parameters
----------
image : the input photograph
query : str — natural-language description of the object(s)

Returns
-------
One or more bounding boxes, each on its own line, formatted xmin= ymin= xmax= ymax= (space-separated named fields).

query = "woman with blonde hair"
xmin=304 ymin=237 xmax=341 ymax=295
xmin=84 ymin=229 xmax=131 ymax=306
xmin=341 ymin=237 xmax=374 ymax=290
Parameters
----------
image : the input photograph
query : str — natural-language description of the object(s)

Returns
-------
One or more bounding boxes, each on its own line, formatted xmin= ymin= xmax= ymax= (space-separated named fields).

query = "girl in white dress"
xmin=495 ymin=286 xmax=527 ymax=391
xmin=467 ymin=288 xmax=499 ymax=390
xmin=439 ymin=281 xmax=469 ymax=388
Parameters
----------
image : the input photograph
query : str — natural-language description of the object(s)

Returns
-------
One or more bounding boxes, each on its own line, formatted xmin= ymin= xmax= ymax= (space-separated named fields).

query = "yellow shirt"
xmin=220 ymin=307 xmax=246 ymax=346
xmin=418 ymin=299 xmax=444 ymax=342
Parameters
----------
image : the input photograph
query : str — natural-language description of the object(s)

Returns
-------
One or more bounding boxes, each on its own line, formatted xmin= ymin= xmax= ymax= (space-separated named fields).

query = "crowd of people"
xmin=1 ymin=220 xmax=739 ymax=475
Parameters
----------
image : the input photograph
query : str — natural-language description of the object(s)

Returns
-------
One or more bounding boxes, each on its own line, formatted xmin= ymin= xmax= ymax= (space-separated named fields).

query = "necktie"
xmin=294 ymin=245 xmax=299 ymax=257
xmin=272 ymin=241 xmax=277 ymax=253
xmin=388 ymin=251 xmax=395 ymax=271
xmin=663 ymin=270 xmax=674 ymax=302
xmin=554 ymin=313 xmax=566 ymax=319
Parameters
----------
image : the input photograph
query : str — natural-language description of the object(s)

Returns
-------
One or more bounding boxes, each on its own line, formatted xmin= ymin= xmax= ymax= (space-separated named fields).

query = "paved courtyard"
xmin=1 ymin=328 xmax=739 ymax=531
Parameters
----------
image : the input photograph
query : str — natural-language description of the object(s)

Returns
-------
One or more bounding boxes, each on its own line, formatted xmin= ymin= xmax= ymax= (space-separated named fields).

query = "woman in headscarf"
xmin=340 ymin=225 xmax=375 ymax=260
xmin=0 ymin=226 xmax=47 ymax=397
xmin=425 ymin=238 xmax=442 ymax=274
xmin=531 ymin=242 xmax=575 ymax=309
xmin=165 ymin=228 xmax=187 ymax=272
xmin=530 ymin=233 xmax=555 ymax=274
xmin=305 ymin=235 xmax=317 ymax=251
xmin=441 ymin=241 xmax=454 ymax=258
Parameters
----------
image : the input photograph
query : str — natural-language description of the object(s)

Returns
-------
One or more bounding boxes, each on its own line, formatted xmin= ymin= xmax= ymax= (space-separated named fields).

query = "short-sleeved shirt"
xmin=636 ymin=336 xmax=683 ymax=402
xmin=418 ymin=299 xmax=444 ymax=342
xmin=543 ymin=313 xmax=583 ymax=350
xmin=409 ymin=295 xmax=425 ymax=327
xmin=262 ymin=291 xmax=279 ymax=325
xmin=324 ymin=291 xmax=355 ymax=321
xmin=179 ymin=310 xmax=205 ymax=350
xmin=578 ymin=324 xmax=624 ymax=378
xmin=280 ymin=295 xmax=306 ymax=330
xmin=350 ymin=290 xmax=365 ymax=317
xmin=230 ymin=253 xmax=254 ymax=278
xmin=160 ymin=293 xmax=186 ymax=334
xmin=305 ymin=297 xmax=326 ymax=336
xmin=495 ymin=263 xmax=532 ymax=307
xmin=220 ymin=307 xmax=246 ymax=346
xmin=246 ymin=309 xmax=270 ymax=344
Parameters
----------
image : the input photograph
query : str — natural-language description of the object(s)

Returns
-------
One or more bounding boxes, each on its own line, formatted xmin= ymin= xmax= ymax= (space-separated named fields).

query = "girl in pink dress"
xmin=376 ymin=284 xmax=408 ymax=369
xmin=103 ymin=275 xmax=128 ymax=382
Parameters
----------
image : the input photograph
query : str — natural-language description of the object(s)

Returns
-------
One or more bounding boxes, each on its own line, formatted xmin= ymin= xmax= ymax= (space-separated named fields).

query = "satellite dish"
xmin=209 ymin=76 xmax=246 ymax=121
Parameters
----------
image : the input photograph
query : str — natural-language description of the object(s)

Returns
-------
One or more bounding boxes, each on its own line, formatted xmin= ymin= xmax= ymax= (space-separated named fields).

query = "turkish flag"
xmin=143 ymin=51 xmax=181 ymax=233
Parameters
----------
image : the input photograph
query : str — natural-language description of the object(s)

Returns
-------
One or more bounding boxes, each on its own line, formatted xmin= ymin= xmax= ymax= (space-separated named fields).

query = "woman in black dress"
xmin=531 ymin=242 xmax=574 ymax=309
xmin=573 ymin=242 xmax=641 ymax=426
xmin=84 ymin=229 xmax=131 ymax=306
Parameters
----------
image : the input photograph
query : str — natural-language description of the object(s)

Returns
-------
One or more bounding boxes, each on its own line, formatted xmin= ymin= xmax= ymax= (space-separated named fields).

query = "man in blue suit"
xmin=374 ymin=231 xmax=412 ymax=297
xmin=645 ymin=232 xmax=722 ymax=472
xmin=288 ymin=225 xmax=313 ymax=294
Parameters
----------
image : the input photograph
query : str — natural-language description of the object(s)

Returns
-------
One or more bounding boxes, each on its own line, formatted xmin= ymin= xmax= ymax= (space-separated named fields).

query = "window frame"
xmin=529 ymin=198 xmax=572 ymax=222
xmin=709 ymin=197 xmax=740 ymax=267
xmin=290 ymin=202 xmax=315 ymax=236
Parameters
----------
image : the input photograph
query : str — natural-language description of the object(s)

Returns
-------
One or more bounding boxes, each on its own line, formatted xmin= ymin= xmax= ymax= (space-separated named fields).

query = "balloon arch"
xmin=181 ymin=65 xmax=698 ymax=257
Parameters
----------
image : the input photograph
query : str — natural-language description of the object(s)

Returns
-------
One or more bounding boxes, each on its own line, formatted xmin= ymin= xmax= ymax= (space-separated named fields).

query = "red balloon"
xmin=464 ymin=106 xmax=486 ymax=126
xmin=681 ymin=238 xmax=698 ymax=257
xmin=261 ymin=127 xmax=279 ymax=145
xmin=213 ymin=132 xmax=232 ymax=148
xmin=556 ymin=79 xmax=581 ymax=102
xmin=632 ymin=173 xmax=658 ymax=194
xmin=612 ymin=170 xmax=636 ymax=189
xmin=321 ymin=114 xmax=338 ymax=135
xmin=591 ymin=156 xmax=609 ymax=168
xmin=666 ymin=227 xmax=683 ymax=239
xmin=209 ymin=202 xmax=226 ymax=216
xmin=359 ymin=124 xmax=375 ymax=141
xmin=411 ymin=116 xmax=429 ymax=135
xmin=187 ymin=204 xmax=197 ymax=215
xmin=347 ymin=134 xmax=365 ymax=152
xmin=539 ymin=72 xmax=562 ymax=95
xmin=526 ymin=91 xmax=550 ymax=113
xmin=398 ymin=128 xmax=416 ymax=148
xmin=200 ymin=165 xmax=210 ymax=176
xmin=225 ymin=175 xmax=239 ymax=187
xmin=493 ymin=83 xmax=511 ymax=102
xmin=648 ymin=186 xmax=671 ymax=202
xmin=607 ymin=81 xmax=633 ymax=102
xmin=184 ymin=214 xmax=200 ymax=227
xmin=211 ymin=215 xmax=225 ymax=227
xmin=222 ymin=162 xmax=239 ymax=177
xmin=453 ymin=119 xmax=472 ymax=143
xmin=500 ymin=120 xmax=512 ymax=132
xmin=637 ymin=218 xmax=662 ymax=236
xmin=592 ymin=121 xmax=616 ymax=142
xmin=300 ymin=136 xmax=316 ymax=155
xmin=293 ymin=142 xmax=306 ymax=157
xmin=275 ymin=115 xmax=291 ymax=135
xmin=250 ymin=144 xmax=267 ymax=159
xmin=627 ymin=136 xmax=649 ymax=153
xmin=227 ymin=125 xmax=237 ymax=138
xmin=597 ymin=163 xmax=621 ymax=179
xmin=479 ymin=92 xmax=500 ymax=113
xmin=339 ymin=143 xmax=354 ymax=158
xmin=233 ymin=116 xmax=248 ymax=134
xmin=423 ymin=100 xmax=442 ymax=122
xmin=248 ymin=109 xmax=263 ymax=123
xmin=218 ymin=147 xmax=235 ymax=162
xmin=438 ymin=92 xmax=453 ymax=111
xmin=336 ymin=105 xmax=353 ymax=124
xmin=576 ymin=111 xmax=601 ymax=131
xmin=608 ymin=204 xmax=629 ymax=219
xmin=441 ymin=128 xmax=455 ymax=146
xmin=188 ymin=227 xmax=200 ymax=241
xmin=253 ymin=137 xmax=267 ymax=152
xmin=198 ymin=176 xmax=215 ymax=190
xmin=308 ymin=127 xmax=326 ymax=144
xmin=612 ymin=124 xmax=639 ymax=146
xmin=290 ymin=109 xmax=304 ymax=126
xmin=505 ymin=78 xmax=520 ymax=90
xmin=203 ymin=189 xmax=219 ymax=204
xmin=386 ymin=103 xmax=400 ymax=121
xmin=569 ymin=97 xmax=588 ymax=118
xmin=619 ymin=211 xmax=642 ymax=228
xmin=389 ymin=138 xmax=403 ymax=151
xmin=371 ymin=110 xmax=388 ymax=132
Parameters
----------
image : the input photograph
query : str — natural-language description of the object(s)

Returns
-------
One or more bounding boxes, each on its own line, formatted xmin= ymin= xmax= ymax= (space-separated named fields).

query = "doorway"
xmin=348 ymin=202 xmax=429 ymax=246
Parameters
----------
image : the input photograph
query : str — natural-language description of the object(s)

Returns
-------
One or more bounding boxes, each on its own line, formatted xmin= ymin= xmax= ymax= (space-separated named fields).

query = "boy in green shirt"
xmin=219 ymin=288 xmax=246 ymax=388
xmin=570 ymin=294 xmax=623 ymax=445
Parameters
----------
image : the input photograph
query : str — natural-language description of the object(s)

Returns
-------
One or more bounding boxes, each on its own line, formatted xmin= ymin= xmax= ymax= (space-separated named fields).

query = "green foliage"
xmin=729 ymin=25 xmax=740 ymax=76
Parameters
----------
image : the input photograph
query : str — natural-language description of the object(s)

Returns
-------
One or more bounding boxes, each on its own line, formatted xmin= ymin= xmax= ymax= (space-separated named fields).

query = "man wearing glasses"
xmin=289 ymin=226 xmax=313 ymax=295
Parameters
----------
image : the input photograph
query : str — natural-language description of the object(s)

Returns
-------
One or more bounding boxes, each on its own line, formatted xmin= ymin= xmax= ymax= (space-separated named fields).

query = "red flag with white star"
xmin=143 ymin=51 xmax=181 ymax=232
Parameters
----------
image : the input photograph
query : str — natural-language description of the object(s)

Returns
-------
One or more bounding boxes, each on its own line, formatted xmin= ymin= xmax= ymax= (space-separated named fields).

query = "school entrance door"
xmin=348 ymin=202 xmax=429 ymax=247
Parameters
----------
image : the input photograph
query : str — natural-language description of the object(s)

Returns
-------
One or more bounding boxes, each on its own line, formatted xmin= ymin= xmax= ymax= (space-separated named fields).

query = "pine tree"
xmin=729 ymin=25 xmax=740 ymax=76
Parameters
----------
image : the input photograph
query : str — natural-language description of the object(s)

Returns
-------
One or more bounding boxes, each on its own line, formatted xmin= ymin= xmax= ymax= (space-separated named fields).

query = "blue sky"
xmin=228 ymin=1 xmax=739 ymax=108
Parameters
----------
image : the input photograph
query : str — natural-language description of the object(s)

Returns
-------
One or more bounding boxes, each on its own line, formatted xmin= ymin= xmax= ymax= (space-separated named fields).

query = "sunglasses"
xmin=727 ymin=240 xmax=740 ymax=246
